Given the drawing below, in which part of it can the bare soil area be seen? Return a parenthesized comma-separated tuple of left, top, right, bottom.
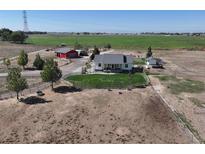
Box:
(149, 50, 205, 142)
(0, 84, 192, 143)
(0, 41, 49, 59)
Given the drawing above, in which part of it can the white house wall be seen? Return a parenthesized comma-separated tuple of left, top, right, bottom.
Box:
(122, 63, 133, 70)
(95, 62, 103, 70)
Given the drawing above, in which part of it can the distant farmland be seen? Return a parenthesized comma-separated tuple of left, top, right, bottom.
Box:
(26, 34, 205, 50)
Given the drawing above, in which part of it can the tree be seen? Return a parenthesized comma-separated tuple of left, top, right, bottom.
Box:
(17, 50, 28, 70)
(90, 53, 95, 60)
(104, 43, 111, 49)
(146, 46, 153, 58)
(10, 31, 27, 44)
(33, 54, 45, 70)
(93, 45, 100, 55)
(90, 46, 100, 60)
(6, 68, 28, 100)
(0, 28, 12, 41)
(40, 59, 62, 91)
(74, 41, 83, 50)
(3, 58, 11, 69)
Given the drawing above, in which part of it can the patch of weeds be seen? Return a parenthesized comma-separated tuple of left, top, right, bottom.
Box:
(134, 58, 146, 65)
(176, 112, 204, 143)
(189, 97, 205, 108)
(176, 96, 184, 102)
(169, 80, 205, 94)
(156, 75, 178, 82)
(145, 71, 161, 76)
(156, 75, 205, 94)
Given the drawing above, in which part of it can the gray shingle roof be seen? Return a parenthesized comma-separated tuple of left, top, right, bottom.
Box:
(94, 54, 133, 64)
(55, 47, 72, 53)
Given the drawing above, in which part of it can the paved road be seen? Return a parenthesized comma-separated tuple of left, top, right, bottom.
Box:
(0, 57, 88, 78)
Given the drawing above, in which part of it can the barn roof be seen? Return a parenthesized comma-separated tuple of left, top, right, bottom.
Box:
(55, 47, 74, 53)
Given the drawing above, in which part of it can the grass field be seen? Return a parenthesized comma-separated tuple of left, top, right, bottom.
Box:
(66, 73, 148, 89)
(26, 34, 205, 50)
(156, 75, 205, 94)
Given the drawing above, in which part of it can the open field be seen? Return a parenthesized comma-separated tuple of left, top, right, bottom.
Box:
(66, 73, 148, 89)
(149, 50, 205, 142)
(0, 41, 49, 59)
(0, 83, 192, 143)
(26, 34, 205, 50)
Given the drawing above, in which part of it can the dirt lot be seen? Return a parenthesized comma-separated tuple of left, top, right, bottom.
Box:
(0, 41, 49, 59)
(0, 84, 192, 143)
(148, 50, 205, 143)
(153, 50, 205, 81)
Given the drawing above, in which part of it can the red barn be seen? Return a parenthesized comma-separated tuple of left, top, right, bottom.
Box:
(55, 48, 79, 59)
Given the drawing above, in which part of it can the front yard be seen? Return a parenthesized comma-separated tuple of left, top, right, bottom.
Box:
(66, 73, 149, 89)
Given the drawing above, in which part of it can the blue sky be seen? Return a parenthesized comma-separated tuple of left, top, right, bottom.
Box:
(0, 10, 204, 33)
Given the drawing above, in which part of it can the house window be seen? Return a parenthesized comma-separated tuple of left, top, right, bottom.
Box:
(98, 63, 101, 67)
(125, 64, 128, 68)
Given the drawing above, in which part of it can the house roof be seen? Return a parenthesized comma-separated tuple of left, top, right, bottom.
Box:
(147, 57, 163, 62)
(94, 54, 133, 64)
(55, 47, 74, 53)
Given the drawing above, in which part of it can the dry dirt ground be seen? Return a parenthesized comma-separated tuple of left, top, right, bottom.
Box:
(0, 84, 192, 144)
(148, 50, 205, 143)
(0, 41, 49, 59)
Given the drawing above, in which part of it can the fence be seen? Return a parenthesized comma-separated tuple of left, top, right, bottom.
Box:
(0, 71, 81, 101)
(148, 75, 200, 144)
(0, 82, 51, 101)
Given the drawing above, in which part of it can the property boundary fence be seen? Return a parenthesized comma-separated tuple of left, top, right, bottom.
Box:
(0, 71, 81, 101)
(0, 82, 51, 101)
(148, 75, 200, 144)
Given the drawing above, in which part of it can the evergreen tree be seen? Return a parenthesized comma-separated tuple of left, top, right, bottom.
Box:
(40, 59, 62, 91)
(33, 54, 45, 70)
(6, 68, 28, 100)
(17, 50, 28, 69)
(146, 46, 153, 58)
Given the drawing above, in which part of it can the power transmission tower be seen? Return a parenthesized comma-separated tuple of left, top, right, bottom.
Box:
(23, 10, 29, 32)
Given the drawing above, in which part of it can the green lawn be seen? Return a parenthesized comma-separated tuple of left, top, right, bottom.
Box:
(26, 34, 205, 50)
(66, 73, 149, 89)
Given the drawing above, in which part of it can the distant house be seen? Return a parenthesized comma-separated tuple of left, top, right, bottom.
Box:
(146, 57, 164, 68)
(76, 49, 88, 56)
(55, 48, 79, 59)
(94, 54, 134, 72)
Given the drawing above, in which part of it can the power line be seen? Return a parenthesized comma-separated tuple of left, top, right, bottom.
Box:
(23, 10, 29, 32)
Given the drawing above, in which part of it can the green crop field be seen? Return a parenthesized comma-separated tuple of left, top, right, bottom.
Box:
(26, 34, 205, 50)
(66, 73, 149, 89)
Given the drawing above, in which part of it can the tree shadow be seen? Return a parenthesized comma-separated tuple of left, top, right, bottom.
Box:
(25, 67, 36, 71)
(54, 86, 82, 94)
(22, 96, 52, 105)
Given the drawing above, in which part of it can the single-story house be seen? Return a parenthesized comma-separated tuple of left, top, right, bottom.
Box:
(94, 54, 134, 72)
(55, 48, 79, 59)
(146, 57, 164, 68)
